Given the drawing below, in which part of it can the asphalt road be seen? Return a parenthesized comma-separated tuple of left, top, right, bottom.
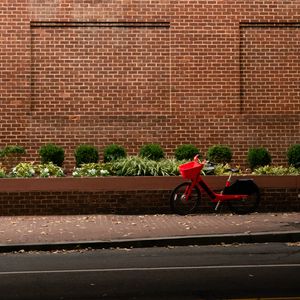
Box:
(0, 242, 300, 299)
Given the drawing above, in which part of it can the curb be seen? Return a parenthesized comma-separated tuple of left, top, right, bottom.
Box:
(0, 231, 300, 253)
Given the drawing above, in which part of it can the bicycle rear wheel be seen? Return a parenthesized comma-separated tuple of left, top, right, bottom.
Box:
(170, 182, 200, 215)
(226, 180, 260, 215)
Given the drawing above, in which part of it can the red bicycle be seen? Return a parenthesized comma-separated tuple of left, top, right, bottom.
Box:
(170, 155, 260, 215)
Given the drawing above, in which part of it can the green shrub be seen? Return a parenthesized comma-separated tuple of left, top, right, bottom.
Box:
(74, 144, 99, 167)
(103, 144, 126, 162)
(0, 145, 26, 169)
(2, 145, 26, 156)
(174, 144, 200, 161)
(207, 145, 232, 164)
(39, 143, 65, 167)
(111, 156, 180, 176)
(72, 163, 110, 177)
(287, 144, 300, 167)
(139, 144, 165, 161)
(247, 147, 271, 170)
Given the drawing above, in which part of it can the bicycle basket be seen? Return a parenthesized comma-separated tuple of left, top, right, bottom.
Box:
(179, 161, 204, 180)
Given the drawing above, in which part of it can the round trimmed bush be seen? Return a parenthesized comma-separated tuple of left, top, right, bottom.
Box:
(247, 147, 271, 170)
(174, 144, 200, 161)
(3, 145, 26, 156)
(207, 145, 232, 164)
(139, 143, 165, 161)
(75, 144, 99, 167)
(103, 144, 126, 162)
(287, 144, 300, 167)
(39, 143, 65, 167)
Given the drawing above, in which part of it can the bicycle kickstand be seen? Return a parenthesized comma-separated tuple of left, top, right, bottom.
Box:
(215, 201, 221, 211)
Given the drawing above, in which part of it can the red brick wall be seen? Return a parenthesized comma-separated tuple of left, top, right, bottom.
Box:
(0, 1, 299, 169)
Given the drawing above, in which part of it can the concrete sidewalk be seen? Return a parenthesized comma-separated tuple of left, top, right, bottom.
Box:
(0, 212, 300, 252)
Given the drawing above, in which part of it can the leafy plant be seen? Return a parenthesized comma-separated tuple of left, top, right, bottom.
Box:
(253, 165, 300, 175)
(174, 144, 200, 161)
(10, 162, 35, 178)
(72, 163, 110, 177)
(74, 144, 99, 167)
(111, 156, 181, 176)
(0, 166, 6, 178)
(103, 144, 126, 163)
(207, 145, 232, 164)
(112, 156, 154, 176)
(156, 159, 181, 176)
(287, 144, 300, 167)
(39, 143, 65, 167)
(247, 147, 271, 170)
(139, 144, 165, 161)
(36, 162, 64, 177)
(202, 163, 241, 176)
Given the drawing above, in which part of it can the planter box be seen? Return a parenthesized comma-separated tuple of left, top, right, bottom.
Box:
(0, 176, 299, 215)
(0, 175, 299, 192)
(0, 176, 185, 192)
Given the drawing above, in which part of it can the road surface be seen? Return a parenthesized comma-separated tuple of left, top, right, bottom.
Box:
(0, 242, 299, 299)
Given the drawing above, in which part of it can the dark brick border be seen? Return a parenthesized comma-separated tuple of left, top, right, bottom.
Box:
(0, 176, 298, 215)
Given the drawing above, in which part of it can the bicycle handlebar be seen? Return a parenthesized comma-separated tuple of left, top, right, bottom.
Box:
(193, 155, 206, 165)
(193, 155, 199, 161)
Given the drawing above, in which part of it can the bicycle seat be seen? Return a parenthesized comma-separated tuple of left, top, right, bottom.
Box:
(224, 168, 239, 173)
(230, 168, 240, 173)
(204, 166, 215, 172)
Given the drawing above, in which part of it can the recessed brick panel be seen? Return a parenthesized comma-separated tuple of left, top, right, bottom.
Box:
(240, 24, 300, 114)
(31, 23, 170, 116)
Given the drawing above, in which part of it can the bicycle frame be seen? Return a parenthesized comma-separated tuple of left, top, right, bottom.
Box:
(183, 169, 249, 212)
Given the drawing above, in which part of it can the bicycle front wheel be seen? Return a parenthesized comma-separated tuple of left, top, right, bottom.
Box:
(170, 182, 200, 215)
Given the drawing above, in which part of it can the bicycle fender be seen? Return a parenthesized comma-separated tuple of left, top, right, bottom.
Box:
(223, 179, 259, 195)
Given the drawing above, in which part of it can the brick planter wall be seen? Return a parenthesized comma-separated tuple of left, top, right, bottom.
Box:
(0, 1, 299, 169)
(0, 176, 298, 215)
